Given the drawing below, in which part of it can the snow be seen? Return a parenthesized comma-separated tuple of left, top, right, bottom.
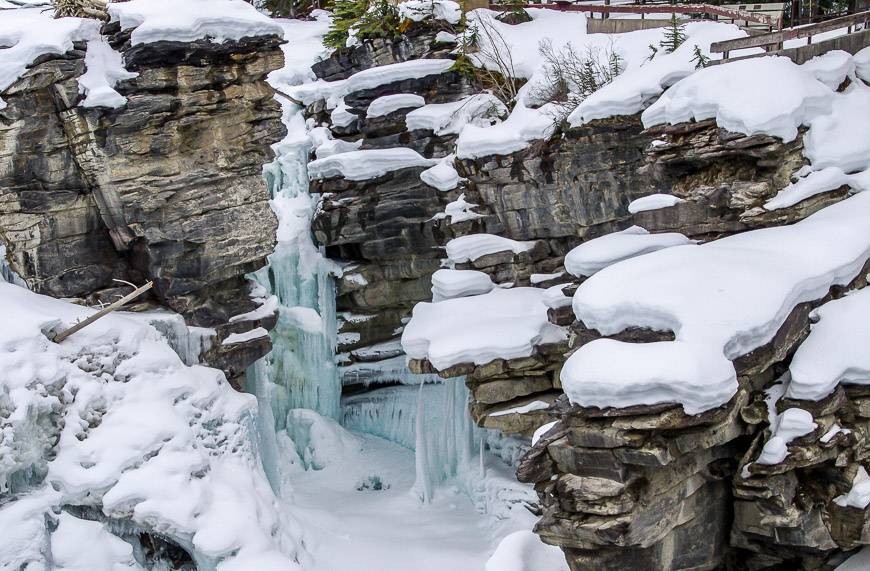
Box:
(785, 288, 870, 401)
(756, 408, 817, 465)
(431, 269, 495, 302)
(803, 82, 870, 174)
(52, 512, 142, 570)
(641, 56, 833, 143)
(530, 272, 565, 284)
(445, 234, 537, 264)
(541, 283, 572, 310)
(456, 96, 556, 159)
(561, 191, 870, 414)
(837, 547, 870, 571)
(0, 8, 99, 110)
(308, 148, 437, 181)
(398, 0, 462, 24)
(284, 409, 362, 470)
(628, 193, 685, 213)
(222, 326, 270, 345)
(291, 59, 455, 107)
(267, 11, 332, 88)
(835, 466, 870, 509)
(569, 22, 748, 126)
(856, 46, 870, 83)
(107, 0, 284, 46)
(406, 93, 507, 136)
(366, 93, 425, 118)
(0, 282, 301, 569)
(229, 294, 279, 323)
(330, 100, 358, 128)
(564, 226, 692, 277)
(800, 49, 854, 90)
(490, 400, 550, 417)
(432, 193, 484, 224)
(402, 287, 567, 370)
(486, 530, 570, 571)
(764, 82, 870, 210)
(820, 424, 851, 444)
(420, 156, 461, 191)
(435, 31, 459, 44)
(531, 421, 559, 446)
(78, 36, 138, 108)
(764, 166, 855, 210)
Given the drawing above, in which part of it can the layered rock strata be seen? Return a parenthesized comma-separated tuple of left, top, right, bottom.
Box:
(0, 24, 284, 384)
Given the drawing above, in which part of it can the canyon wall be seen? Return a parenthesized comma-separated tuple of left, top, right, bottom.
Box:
(307, 22, 870, 571)
(0, 25, 285, 385)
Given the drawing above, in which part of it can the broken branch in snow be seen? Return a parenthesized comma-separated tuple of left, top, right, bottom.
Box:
(52, 281, 154, 343)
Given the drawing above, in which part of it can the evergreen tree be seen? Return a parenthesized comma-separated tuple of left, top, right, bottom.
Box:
(660, 13, 687, 54)
(323, 0, 368, 49)
(691, 44, 711, 69)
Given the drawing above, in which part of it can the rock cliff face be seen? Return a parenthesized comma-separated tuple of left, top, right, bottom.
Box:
(307, 22, 870, 571)
(0, 25, 284, 385)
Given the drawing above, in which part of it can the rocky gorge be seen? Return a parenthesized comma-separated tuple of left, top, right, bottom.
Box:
(2, 1, 870, 570)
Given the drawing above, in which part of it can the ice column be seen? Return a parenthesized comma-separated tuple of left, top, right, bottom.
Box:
(248, 106, 342, 433)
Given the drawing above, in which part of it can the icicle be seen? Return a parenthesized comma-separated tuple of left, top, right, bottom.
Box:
(413, 381, 433, 504)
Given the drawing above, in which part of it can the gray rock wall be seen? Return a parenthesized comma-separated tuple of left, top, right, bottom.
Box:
(0, 27, 284, 385)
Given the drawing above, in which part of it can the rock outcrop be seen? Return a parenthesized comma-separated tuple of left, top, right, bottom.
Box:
(0, 24, 285, 385)
(308, 21, 870, 569)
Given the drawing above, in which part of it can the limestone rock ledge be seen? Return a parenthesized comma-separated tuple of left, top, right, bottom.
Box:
(0, 26, 284, 385)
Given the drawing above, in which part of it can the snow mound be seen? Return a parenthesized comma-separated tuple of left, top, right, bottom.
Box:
(407, 93, 507, 136)
(431, 194, 484, 224)
(456, 97, 555, 159)
(804, 82, 870, 174)
(642, 56, 834, 143)
(78, 36, 138, 108)
(398, 0, 461, 24)
(367, 93, 425, 117)
(562, 191, 870, 414)
(856, 46, 870, 83)
(0, 8, 99, 110)
(402, 287, 567, 370)
(308, 148, 437, 181)
(431, 269, 495, 302)
(836, 466, 870, 509)
(0, 283, 301, 569)
(52, 512, 142, 570)
(284, 409, 363, 470)
(756, 407, 816, 465)
(801, 50, 854, 90)
(291, 59, 455, 107)
(486, 530, 569, 571)
(569, 22, 747, 126)
(420, 157, 461, 191)
(445, 234, 537, 264)
(564, 226, 692, 277)
(786, 288, 870, 401)
(108, 0, 284, 45)
(628, 193, 685, 213)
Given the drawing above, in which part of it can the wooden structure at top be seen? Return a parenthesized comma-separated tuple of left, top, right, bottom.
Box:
(488, 2, 784, 29)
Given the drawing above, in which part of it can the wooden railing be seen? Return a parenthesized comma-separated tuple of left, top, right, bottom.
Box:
(710, 9, 870, 57)
(489, 2, 783, 30)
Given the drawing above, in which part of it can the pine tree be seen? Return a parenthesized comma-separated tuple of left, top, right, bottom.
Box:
(691, 44, 711, 69)
(323, 0, 368, 49)
(660, 13, 687, 54)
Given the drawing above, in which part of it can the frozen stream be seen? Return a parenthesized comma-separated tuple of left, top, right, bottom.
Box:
(291, 432, 493, 571)
(242, 15, 563, 571)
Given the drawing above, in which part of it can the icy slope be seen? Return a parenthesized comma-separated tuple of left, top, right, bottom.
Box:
(0, 283, 302, 570)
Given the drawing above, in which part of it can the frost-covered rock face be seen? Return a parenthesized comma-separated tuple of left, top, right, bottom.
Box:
(0, 7, 285, 384)
(0, 283, 302, 570)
